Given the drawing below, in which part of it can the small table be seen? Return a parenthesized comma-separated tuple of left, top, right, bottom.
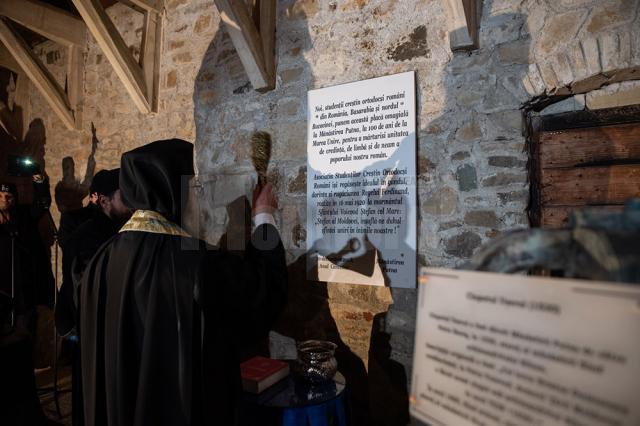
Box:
(242, 370, 348, 426)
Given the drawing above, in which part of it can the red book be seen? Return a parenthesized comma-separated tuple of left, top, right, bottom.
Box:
(240, 356, 290, 394)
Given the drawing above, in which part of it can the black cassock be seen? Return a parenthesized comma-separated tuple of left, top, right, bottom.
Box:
(80, 139, 287, 426)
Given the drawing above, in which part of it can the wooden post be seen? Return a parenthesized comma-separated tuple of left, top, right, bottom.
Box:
(0, 19, 75, 129)
(71, 0, 151, 113)
(445, 0, 481, 51)
(214, 0, 273, 91)
(0, 0, 86, 47)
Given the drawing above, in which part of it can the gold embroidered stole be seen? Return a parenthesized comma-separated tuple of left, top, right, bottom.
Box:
(119, 210, 190, 237)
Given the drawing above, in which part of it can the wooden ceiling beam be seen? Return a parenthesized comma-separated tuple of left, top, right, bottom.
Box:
(0, 43, 20, 73)
(214, 0, 275, 91)
(0, 19, 76, 129)
(0, 0, 86, 47)
(70, 0, 151, 113)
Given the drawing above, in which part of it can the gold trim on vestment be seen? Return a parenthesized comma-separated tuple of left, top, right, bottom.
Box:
(119, 210, 190, 237)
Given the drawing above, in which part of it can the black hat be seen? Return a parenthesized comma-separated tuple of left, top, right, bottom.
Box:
(90, 169, 120, 196)
(0, 182, 17, 196)
(120, 139, 194, 224)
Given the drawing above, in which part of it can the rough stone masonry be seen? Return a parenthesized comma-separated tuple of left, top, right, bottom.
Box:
(24, 0, 640, 423)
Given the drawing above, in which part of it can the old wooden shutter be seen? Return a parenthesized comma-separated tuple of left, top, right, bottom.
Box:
(530, 105, 640, 228)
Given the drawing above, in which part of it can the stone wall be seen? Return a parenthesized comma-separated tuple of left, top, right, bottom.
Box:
(24, 0, 640, 424)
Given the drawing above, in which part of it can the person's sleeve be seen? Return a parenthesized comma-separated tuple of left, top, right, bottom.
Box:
(252, 212, 276, 228)
(56, 233, 79, 336)
(201, 223, 287, 339)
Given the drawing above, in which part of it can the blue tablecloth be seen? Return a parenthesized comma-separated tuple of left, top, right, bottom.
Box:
(281, 391, 347, 426)
(245, 370, 349, 426)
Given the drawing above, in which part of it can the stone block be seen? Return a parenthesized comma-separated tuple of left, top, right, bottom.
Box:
(423, 187, 457, 216)
(498, 189, 529, 204)
(551, 53, 574, 87)
(194, 14, 212, 34)
(580, 37, 601, 77)
(418, 157, 435, 182)
(481, 172, 527, 187)
(488, 156, 526, 168)
(537, 61, 559, 91)
(464, 210, 498, 228)
(497, 38, 532, 65)
(619, 31, 632, 68)
(537, 10, 587, 55)
(451, 151, 470, 161)
(169, 40, 185, 50)
(444, 231, 481, 258)
(286, 0, 319, 21)
(488, 110, 522, 133)
(527, 63, 546, 95)
(599, 32, 620, 73)
(455, 164, 477, 192)
(279, 67, 304, 84)
(521, 75, 537, 97)
(278, 99, 300, 116)
(457, 119, 482, 141)
(173, 51, 193, 63)
(567, 43, 589, 81)
(586, 81, 640, 110)
(166, 70, 177, 88)
(456, 87, 485, 107)
(287, 166, 306, 193)
(539, 95, 586, 116)
(585, 3, 633, 34)
(633, 26, 640, 64)
(438, 220, 461, 231)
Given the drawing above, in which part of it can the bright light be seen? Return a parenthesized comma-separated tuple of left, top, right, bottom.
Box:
(23, 158, 33, 165)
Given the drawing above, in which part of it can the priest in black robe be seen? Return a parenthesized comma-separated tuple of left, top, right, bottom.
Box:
(79, 139, 287, 426)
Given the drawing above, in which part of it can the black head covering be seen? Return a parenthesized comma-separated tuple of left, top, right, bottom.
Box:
(120, 139, 194, 223)
(90, 169, 120, 196)
(0, 182, 17, 196)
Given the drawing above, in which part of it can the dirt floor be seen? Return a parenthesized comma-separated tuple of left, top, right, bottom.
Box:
(36, 365, 72, 425)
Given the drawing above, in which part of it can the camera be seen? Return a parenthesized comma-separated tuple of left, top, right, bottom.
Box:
(8, 155, 40, 177)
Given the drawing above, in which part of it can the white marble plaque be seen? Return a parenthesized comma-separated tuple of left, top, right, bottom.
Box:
(306, 72, 416, 288)
(411, 268, 640, 426)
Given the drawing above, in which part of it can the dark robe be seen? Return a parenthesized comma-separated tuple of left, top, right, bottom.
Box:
(80, 139, 287, 426)
(55, 210, 118, 336)
(56, 210, 120, 426)
(0, 194, 54, 321)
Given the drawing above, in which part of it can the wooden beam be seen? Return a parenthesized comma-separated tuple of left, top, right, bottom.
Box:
(445, 0, 481, 51)
(139, 10, 162, 112)
(214, 0, 273, 91)
(540, 123, 640, 169)
(259, 0, 276, 89)
(541, 205, 624, 228)
(0, 19, 75, 129)
(71, 0, 150, 113)
(0, 42, 20, 72)
(0, 0, 86, 47)
(541, 164, 640, 206)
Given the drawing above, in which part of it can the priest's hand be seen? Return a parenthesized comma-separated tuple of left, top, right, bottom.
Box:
(252, 182, 278, 217)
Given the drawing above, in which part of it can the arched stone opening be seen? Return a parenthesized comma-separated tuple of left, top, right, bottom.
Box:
(523, 29, 640, 228)
(522, 30, 640, 110)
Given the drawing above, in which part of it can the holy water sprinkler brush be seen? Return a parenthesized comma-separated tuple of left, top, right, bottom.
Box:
(250, 131, 272, 187)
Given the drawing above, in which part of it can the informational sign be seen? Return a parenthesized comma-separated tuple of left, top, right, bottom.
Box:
(411, 268, 640, 426)
(306, 72, 416, 288)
